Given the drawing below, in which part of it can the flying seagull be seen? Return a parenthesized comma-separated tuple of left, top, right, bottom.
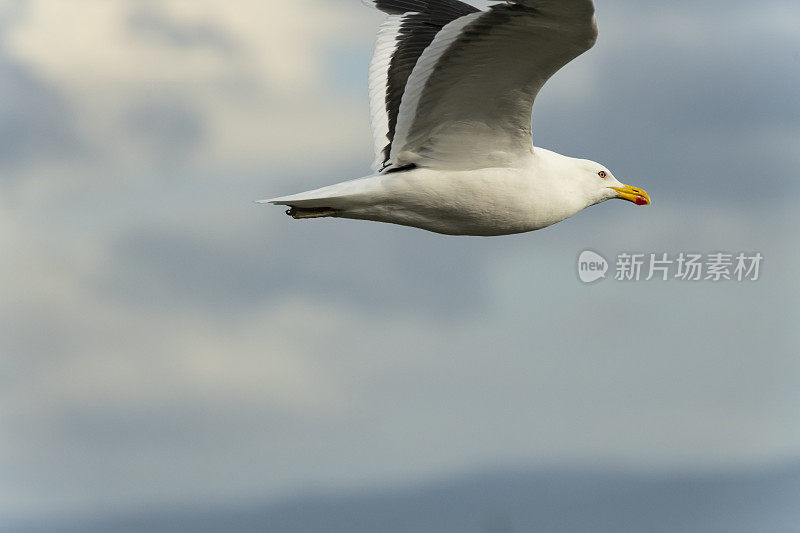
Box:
(261, 0, 650, 236)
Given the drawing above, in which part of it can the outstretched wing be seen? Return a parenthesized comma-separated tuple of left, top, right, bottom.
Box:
(366, 0, 480, 172)
(388, 0, 598, 171)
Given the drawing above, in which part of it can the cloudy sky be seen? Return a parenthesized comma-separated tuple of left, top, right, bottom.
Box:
(1, 0, 799, 523)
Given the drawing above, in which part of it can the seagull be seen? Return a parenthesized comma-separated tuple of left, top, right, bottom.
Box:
(261, 0, 650, 236)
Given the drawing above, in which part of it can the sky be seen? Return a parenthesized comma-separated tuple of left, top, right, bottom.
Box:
(1, 0, 799, 523)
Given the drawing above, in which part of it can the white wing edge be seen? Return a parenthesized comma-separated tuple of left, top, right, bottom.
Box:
(389, 11, 485, 166)
(368, 15, 404, 172)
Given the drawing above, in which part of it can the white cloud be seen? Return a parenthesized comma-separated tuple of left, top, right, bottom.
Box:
(3, 0, 379, 169)
(6, 0, 370, 91)
(2, 249, 349, 419)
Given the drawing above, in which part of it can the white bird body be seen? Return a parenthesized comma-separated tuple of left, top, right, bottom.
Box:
(269, 148, 611, 236)
(263, 0, 650, 236)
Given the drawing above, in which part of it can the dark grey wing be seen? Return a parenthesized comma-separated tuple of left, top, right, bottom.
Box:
(367, 0, 480, 172)
(390, 0, 598, 170)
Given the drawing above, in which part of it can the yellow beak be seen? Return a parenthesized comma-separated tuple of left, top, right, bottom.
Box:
(610, 184, 651, 206)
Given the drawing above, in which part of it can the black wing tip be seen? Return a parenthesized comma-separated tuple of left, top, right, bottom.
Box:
(373, 0, 479, 171)
(371, 0, 479, 16)
(383, 163, 418, 174)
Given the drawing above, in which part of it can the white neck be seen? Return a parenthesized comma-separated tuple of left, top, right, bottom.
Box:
(526, 147, 597, 223)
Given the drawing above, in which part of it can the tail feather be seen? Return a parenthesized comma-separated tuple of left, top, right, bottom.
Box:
(285, 206, 339, 219)
(258, 174, 382, 209)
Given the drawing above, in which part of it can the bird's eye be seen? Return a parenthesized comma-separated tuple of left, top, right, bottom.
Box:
(598, 171, 607, 178)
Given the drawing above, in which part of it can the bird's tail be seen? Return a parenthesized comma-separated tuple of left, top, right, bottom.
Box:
(258, 175, 382, 218)
(284, 206, 340, 219)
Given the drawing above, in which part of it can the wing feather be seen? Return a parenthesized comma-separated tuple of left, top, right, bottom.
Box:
(365, 0, 479, 172)
(390, 0, 598, 170)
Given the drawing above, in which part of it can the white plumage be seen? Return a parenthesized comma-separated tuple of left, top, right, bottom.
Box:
(262, 0, 650, 236)
(368, 14, 403, 172)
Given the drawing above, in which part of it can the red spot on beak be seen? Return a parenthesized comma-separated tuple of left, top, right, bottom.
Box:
(635, 196, 648, 206)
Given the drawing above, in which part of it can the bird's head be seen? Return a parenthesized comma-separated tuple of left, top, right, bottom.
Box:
(582, 162, 650, 207)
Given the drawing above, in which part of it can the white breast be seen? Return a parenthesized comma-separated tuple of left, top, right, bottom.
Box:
(339, 155, 588, 236)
